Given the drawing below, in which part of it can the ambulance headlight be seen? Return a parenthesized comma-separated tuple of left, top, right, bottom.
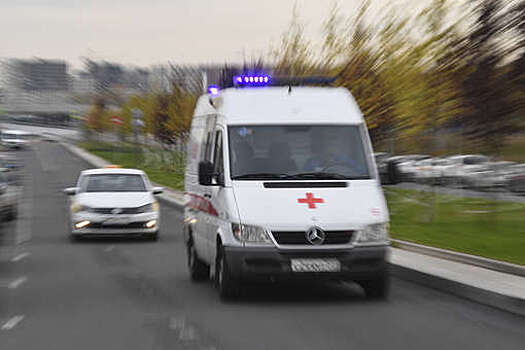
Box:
(232, 223, 272, 244)
(356, 223, 390, 244)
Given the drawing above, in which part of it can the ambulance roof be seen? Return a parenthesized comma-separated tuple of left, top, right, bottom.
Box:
(194, 87, 364, 125)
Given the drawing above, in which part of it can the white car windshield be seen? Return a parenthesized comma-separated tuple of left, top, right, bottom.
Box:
(228, 125, 371, 180)
(80, 174, 147, 192)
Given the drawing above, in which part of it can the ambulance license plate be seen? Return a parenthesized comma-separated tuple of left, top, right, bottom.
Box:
(291, 259, 341, 272)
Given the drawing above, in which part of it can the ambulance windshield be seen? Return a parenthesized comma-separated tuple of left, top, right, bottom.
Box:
(229, 125, 372, 180)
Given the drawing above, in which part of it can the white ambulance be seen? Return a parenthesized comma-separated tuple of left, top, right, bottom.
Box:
(183, 76, 390, 299)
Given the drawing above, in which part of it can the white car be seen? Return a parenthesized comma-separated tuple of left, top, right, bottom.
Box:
(64, 168, 163, 240)
(412, 158, 453, 185)
(1, 130, 31, 149)
(441, 155, 490, 187)
(463, 161, 516, 190)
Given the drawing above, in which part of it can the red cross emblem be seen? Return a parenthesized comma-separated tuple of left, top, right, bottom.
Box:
(297, 192, 324, 209)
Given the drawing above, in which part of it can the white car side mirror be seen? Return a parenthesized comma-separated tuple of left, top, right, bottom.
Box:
(63, 187, 79, 196)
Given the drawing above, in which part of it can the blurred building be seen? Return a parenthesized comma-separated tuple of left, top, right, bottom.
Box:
(85, 60, 124, 93)
(4, 58, 69, 91)
(71, 70, 96, 95)
(82, 60, 151, 96)
(0, 58, 89, 120)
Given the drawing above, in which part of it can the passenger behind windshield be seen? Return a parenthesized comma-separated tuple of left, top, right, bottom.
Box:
(229, 125, 371, 180)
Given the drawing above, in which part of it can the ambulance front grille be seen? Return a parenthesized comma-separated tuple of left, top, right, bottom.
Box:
(271, 230, 354, 245)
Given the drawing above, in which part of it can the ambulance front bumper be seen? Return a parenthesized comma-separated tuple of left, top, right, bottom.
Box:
(223, 245, 389, 282)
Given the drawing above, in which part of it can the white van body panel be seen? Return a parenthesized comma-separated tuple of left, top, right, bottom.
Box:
(231, 181, 388, 231)
(194, 87, 364, 125)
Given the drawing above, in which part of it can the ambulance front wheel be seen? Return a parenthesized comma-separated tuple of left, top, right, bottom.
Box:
(216, 244, 240, 300)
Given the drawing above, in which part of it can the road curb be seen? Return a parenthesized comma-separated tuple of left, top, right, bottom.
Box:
(390, 263, 525, 318)
(392, 239, 525, 278)
(156, 191, 186, 210)
(59, 141, 187, 210)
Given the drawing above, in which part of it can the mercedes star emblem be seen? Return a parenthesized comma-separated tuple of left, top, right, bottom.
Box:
(305, 226, 326, 245)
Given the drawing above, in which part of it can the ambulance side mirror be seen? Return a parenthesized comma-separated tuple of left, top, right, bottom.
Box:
(198, 161, 214, 186)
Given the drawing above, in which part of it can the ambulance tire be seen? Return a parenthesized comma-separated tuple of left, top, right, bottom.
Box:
(187, 237, 210, 281)
(216, 244, 240, 300)
(360, 272, 390, 299)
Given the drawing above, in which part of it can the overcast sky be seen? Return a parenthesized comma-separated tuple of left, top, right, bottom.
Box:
(0, 0, 452, 69)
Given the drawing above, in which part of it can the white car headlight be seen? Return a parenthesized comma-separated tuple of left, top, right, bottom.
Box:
(71, 203, 91, 213)
(356, 223, 390, 244)
(136, 202, 158, 213)
(232, 223, 272, 244)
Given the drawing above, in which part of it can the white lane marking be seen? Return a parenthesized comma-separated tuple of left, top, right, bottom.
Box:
(8, 276, 27, 289)
(11, 252, 30, 262)
(1, 315, 25, 330)
(104, 245, 115, 252)
(169, 317, 197, 341)
(15, 182, 33, 245)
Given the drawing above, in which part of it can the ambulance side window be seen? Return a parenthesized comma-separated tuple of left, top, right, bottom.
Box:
(187, 116, 205, 174)
(201, 115, 217, 163)
(203, 132, 213, 162)
(213, 130, 224, 175)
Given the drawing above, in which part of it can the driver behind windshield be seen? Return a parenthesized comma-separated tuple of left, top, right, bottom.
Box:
(228, 125, 370, 179)
(303, 132, 365, 174)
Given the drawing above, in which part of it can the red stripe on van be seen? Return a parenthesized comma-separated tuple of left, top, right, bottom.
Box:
(185, 193, 219, 217)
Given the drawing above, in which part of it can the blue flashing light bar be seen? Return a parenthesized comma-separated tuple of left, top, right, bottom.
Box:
(233, 74, 271, 87)
(208, 84, 220, 96)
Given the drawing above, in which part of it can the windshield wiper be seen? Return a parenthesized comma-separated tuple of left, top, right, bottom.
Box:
(232, 173, 292, 180)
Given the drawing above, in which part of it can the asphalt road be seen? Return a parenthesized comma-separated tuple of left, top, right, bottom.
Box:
(1, 142, 525, 350)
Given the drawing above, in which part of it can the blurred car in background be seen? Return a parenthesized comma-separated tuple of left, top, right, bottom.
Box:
(505, 164, 525, 194)
(412, 158, 452, 185)
(374, 151, 524, 195)
(462, 161, 516, 191)
(64, 168, 163, 240)
(441, 154, 490, 187)
(0, 170, 18, 221)
(1, 129, 32, 149)
(0, 153, 23, 185)
(389, 154, 431, 183)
